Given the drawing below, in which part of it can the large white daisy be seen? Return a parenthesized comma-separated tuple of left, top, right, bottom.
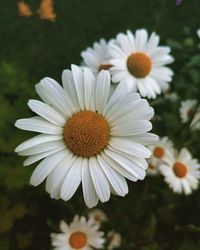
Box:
(108, 29, 174, 99)
(147, 136, 173, 175)
(160, 148, 200, 195)
(15, 65, 157, 208)
(51, 215, 104, 250)
(81, 39, 113, 75)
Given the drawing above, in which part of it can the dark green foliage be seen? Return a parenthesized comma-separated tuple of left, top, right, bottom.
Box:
(0, 0, 200, 249)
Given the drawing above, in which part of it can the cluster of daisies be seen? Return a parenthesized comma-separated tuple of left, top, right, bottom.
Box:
(51, 209, 121, 250)
(148, 137, 200, 194)
(14, 28, 200, 249)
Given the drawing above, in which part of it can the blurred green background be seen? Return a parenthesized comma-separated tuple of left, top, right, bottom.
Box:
(0, 0, 200, 249)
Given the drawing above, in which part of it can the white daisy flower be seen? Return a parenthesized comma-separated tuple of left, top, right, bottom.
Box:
(160, 148, 200, 195)
(51, 215, 104, 250)
(108, 29, 174, 99)
(107, 230, 121, 250)
(88, 209, 107, 224)
(81, 39, 113, 75)
(179, 99, 197, 123)
(197, 29, 200, 39)
(147, 137, 173, 175)
(15, 65, 158, 208)
(190, 106, 200, 131)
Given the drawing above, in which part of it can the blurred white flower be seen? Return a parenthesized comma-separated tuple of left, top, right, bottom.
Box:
(88, 209, 107, 224)
(147, 137, 173, 175)
(51, 215, 105, 250)
(160, 148, 200, 195)
(107, 230, 122, 250)
(179, 99, 197, 123)
(81, 39, 113, 75)
(108, 29, 174, 99)
(190, 106, 200, 131)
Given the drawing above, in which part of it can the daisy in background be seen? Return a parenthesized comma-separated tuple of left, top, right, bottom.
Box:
(88, 209, 107, 225)
(15, 65, 158, 208)
(190, 106, 200, 131)
(107, 231, 121, 250)
(108, 29, 174, 99)
(160, 148, 200, 195)
(51, 215, 104, 250)
(147, 137, 173, 175)
(81, 39, 113, 75)
(179, 99, 197, 123)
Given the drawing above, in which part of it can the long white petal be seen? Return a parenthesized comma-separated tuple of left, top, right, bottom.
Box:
(18, 140, 65, 156)
(60, 157, 82, 201)
(82, 158, 99, 208)
(28, 100, 66, 126)
(97, 154, 128, 196)
(95, 70, 110, 113)
(15, 117, 63, 134)
(89, 156, 110, 202)
(30, 149, 67, 186)
(15, 134, 63, 152)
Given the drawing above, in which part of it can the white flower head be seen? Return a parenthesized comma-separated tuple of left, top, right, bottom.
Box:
(107, 230, 121, 250)
(179, 99, 197, 123)
(81, 38, 113, 75)
(190, 106, 200, 131)
(108, 29, 174, 99)
(147, 137, 173, 175)
(197, 29, 200, 38)
(15, 65, 158, 208)
(51, 215, 104, 250)
(160, 148, 200, 195)
(88, 209, 107, 224)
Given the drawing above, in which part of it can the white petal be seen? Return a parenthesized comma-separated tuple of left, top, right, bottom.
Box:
(83, 68, 95, 110)
(105, 148, 146, 180)
(71, 65, 85, 110)
(15, 117, 63, 134)
(102, 150, 137, 181)
(89, 156, 110, 202)
(35, 78, 74, 117)
(135, 29, 148, 51)
(111, 120, 152, 136)
(28, 100, 66, 126)
(46, 152, 75, 198)
(30, 149, 67, 186)
(18, 140, 65, 156)
(23, 147, 65, 166)
(60, 157, 82, 201)
(15, 134, 63, 152)
(82, 158, 99, 208)
(97, 154, 128, 196)
(103, 81, 130, 115)
(109, 137, 151, 158)
(104, 93, 141, 120)
(95, 70, 110, 113)
(131, 133, 158, 146)
(62, 69, 80, 111)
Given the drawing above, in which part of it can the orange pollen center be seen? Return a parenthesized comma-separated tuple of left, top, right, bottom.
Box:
(127, 52, 152, 78)
(153, 147, 165, 158)
(173, 162, 187, 178)
(69, 232, 87, 249)
(64, 111, 110, 157)
(99, 64, 112, 71)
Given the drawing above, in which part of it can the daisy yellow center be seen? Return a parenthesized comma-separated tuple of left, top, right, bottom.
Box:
(187, 108, 195, 118)
(127, 52, 152, 78)
(173, 162, 187, 178)
(99, 64, 112, 71)
(153, 147, 165, 158)
(64, 111, 110, 157)
(69, 232, 87, 249)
